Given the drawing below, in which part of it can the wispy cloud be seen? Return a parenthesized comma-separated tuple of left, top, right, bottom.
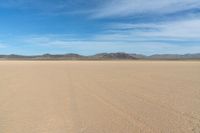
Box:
(0, 0, 199, 55)
(91, 0, 200, 18)
(1, 0, 199, 19)
(106, 18, 200, 39)
(5, 29, 200, 55)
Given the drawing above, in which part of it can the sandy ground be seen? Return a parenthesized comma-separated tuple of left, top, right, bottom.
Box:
(0, 61, 200, 133)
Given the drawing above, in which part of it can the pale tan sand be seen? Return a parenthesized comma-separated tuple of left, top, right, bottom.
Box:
(0, 61, 200, 133)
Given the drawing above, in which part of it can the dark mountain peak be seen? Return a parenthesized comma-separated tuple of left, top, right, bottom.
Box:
(93, 52, 136, 59)
(64, 53, 82, 57)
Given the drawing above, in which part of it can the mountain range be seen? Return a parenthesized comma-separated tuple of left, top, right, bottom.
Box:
(0, 53, 200, 60)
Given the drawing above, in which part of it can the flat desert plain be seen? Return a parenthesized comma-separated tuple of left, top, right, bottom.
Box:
(0, 61, 200, 133)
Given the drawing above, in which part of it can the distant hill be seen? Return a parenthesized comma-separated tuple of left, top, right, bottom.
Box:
(0, 53, 200, 60)
(92, 53, 137, 60)
(148, 53, 200, 60)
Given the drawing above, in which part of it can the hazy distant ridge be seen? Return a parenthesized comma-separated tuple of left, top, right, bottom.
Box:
(0, 53, 200, 60)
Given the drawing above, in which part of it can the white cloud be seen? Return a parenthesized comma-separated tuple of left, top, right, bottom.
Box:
(14, 30, 200, 55)
(148, 19, 200, 38)
(104, 18, 200, 40)
(1, 0, 199, 18)
(91, 0, 200, 18)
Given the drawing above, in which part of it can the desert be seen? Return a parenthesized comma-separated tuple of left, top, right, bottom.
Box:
(0, 61, 200, 133)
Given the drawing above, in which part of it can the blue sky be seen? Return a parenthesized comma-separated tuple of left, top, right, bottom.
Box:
(0, 0, 200, 55)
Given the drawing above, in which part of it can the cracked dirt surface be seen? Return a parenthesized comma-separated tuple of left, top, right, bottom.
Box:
(0, 61, 200, 133)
